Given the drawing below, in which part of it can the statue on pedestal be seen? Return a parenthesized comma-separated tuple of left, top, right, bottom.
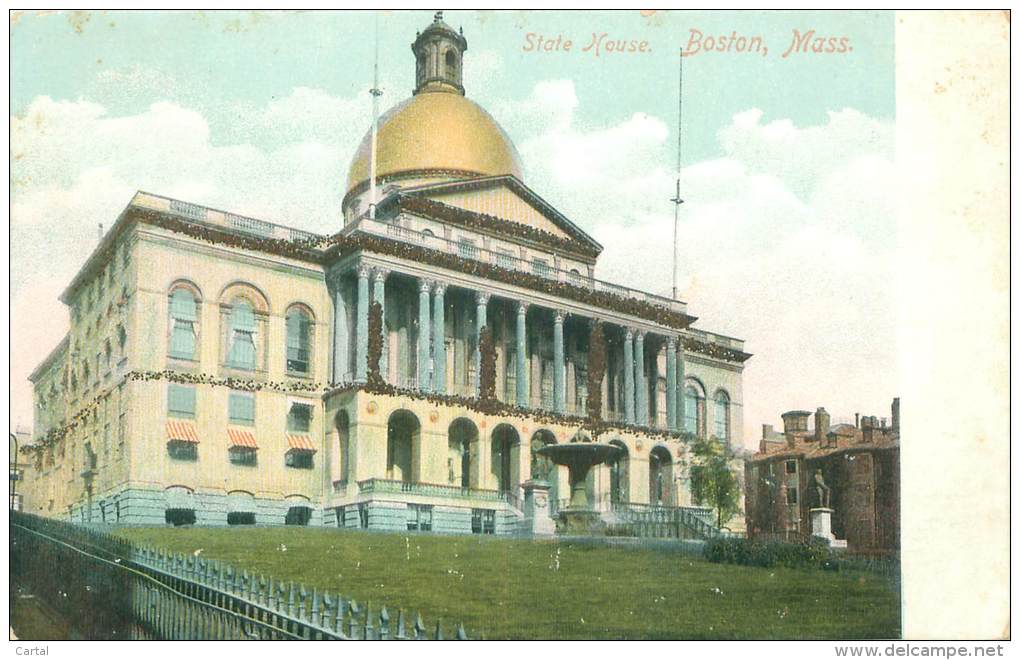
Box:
(813, 469, 831, 508)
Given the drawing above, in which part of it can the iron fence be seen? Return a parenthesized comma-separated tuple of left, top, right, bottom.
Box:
(11, 511, 470, 640)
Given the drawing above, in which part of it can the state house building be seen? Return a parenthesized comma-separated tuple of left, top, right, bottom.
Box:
(22, 15, 751, 533)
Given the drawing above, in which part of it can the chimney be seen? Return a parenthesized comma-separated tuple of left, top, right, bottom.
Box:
(854, 412, 860, 428)
(781, 411, 810, 448)
(762, 423, 773, 439)
(891, 397, 900, 432)
(813, 407, 830, 443)
(861, 416, 875, 444)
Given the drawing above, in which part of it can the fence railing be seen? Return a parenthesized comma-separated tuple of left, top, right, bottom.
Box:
(606, 503, 722, 540)
(357, 478, 521, 509)
(10, 511, 471, 640)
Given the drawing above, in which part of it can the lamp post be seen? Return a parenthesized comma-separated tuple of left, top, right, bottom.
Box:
(9, 432, 19, 511)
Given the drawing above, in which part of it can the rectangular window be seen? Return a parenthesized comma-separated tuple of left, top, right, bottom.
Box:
(167, 384, 196, 419)
(285, 450, 314, 470)
(167, 440, 197, 462)
(785, 460, 797, 474)
(287, 402, 313, 433)
(165, 508, 196, 526)
(229, 391, 255, 425)
(786, 486, 798, 505)
(227, 511, 256, 526)
(357, 503, 368, 529)
(406, 504, 433, 532)
(285, 506, 312, 526)
(472, 508, 496, 534)
(229, 446, 257, 466)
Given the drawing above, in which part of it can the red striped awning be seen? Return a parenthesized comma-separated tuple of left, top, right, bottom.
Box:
(166, 420, 199, 444)
(227, 427, 258, 449)
(286, 434, 316, 453)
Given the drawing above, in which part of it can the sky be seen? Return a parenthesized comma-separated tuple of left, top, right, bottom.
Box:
(9, 9, 897, 448)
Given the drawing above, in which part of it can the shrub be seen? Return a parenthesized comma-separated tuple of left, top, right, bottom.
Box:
(704, 536, 835, 570)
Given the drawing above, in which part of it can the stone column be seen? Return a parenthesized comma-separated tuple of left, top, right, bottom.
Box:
(635, 331, 647, 426)
(432, 282, 446, 394)
(515, 302, 529, 407)
(623, 329, 635, 424)
(372, 268, 388, 382)
(553, 310, 566, 413)
(676, 337, 687, 432)
(331, 277, 348, 383)
(355, 265, 369, 382)
(474, 292, 489, 395)
(417, 279, 431, 391)
(666, 337, 678, 431)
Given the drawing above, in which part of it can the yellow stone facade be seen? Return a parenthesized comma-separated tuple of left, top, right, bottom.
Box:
(21, 14, 750, 535)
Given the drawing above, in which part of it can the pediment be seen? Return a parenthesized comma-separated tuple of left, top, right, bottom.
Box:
(401, 176, 602, 256)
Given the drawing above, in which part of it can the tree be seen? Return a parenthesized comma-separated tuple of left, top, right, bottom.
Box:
(689, 436, 742, 529)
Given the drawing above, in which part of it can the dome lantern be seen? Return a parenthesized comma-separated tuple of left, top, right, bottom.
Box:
(344, 12, 523, 213)
(411, 11, 468, 96)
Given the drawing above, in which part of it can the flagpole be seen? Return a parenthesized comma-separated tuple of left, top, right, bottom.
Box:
(369, 11, 382, 219)
(671, 51, 684, 300)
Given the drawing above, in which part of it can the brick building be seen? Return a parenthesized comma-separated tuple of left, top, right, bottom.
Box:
(744, 399, 899, 553)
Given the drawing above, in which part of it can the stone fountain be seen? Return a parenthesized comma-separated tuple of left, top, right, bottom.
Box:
(536, 434, 623, 535)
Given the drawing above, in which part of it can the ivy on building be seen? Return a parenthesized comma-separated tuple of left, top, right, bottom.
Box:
(585, 319, 607, 421)
(477, 325, 497, 402)
(24, 366, 695, 460)
(366, 302, 384, 388)
(122, 208, 721, 335)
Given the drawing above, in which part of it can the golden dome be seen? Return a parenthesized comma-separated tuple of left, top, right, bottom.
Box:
(345, 89, 524, 197)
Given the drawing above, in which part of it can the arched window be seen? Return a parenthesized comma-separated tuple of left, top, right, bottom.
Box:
(684, 385, 702, 436)
(417, 52, 427, 80)
(169, 287, 198, 360)
(714, 390, 730, 442)
(445, 49, 458, 79)
(286, 307, 313, 374)
(227, 298, 257, 370)
(649, 446, 675, 506)
(608, 440, 629, 504)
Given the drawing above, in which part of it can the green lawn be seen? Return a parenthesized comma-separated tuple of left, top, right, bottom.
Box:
(113, 527, 900, 640)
